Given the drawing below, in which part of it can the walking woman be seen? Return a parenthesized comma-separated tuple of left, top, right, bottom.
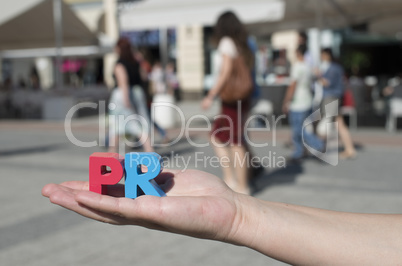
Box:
(202, 11, 254, 195)
(108, 38, 153, 153)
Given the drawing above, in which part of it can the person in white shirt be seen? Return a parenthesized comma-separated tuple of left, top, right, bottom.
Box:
(282, 46, 324, 161)
(201, 11, 254, 195)
(149, 62, 166, 95)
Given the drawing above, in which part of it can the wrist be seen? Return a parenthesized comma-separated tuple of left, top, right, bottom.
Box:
(226, 194, 268, 247)
(207, 94, 215, 101)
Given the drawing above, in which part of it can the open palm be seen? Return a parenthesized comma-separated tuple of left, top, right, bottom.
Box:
(42, 169, 243, 242)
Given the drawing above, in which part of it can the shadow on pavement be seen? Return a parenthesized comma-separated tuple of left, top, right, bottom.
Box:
(252, 163, 304, 195)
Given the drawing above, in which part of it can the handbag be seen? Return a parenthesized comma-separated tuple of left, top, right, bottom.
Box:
(220, 55, 253, 104)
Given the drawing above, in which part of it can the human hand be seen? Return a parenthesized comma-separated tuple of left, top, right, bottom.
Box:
(42, 170, 247, 243)
(201, 97, 213, 110)
(320, 78, 329, 87)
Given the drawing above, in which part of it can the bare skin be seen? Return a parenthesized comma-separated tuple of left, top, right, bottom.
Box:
(201, 54, 233, 110)
(42, 169, 402, 265)
(337, 115, 357, 159)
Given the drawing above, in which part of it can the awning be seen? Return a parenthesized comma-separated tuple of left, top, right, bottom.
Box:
(248, 0, 402, 36)
(369, 15, 402, 37)
(119, 0, 285, 31)
(0, 0, 98, 50)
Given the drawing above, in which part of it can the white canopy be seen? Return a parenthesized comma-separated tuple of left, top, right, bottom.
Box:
(0, 0, 97, 50)
(248, 0, 402, 36)
(120, 0, 285, 31)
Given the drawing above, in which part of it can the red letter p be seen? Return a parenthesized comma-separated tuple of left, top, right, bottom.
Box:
(89, 152, 124, 195)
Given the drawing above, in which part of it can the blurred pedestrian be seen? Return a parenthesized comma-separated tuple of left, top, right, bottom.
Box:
(315, 48, 344, 136)
(148, 61, 174, 143)
(1, 77, 13, 117)
(383, 72, 402, 99)
(383, 72, 402, 132)
(149, 61, 166, 95)
(337, 76, 357, 159)
(166, 61, 181, 101)
(30, 67, 41, 90)
(282, 46, 324, 161)
(317, 48, 344, 113)
(247, 35, 265, 178)
(297, 31, 314, 68)
(316, 48, 358, 159)
(202, 11, 254, 195)
(135, 51, 169, 145)
(283, 31, 312, 150)
(108, 37, 154, 153)
(273, 49, 290, 77)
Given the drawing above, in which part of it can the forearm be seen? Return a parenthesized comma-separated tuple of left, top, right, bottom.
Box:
(230, 195, 402, 265)
(207, 55, 233, 99)
(207, 72, 230, 99)
(207, 84, 221, 100)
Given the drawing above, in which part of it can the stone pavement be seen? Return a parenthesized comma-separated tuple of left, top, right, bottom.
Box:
(1, 106, 402, 266)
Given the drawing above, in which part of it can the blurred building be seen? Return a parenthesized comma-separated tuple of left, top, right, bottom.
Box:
(118, 0, 285, 98)
(65, 0, 104, 33)
(1, 0, 402, 123)
(117, 0, 402, 100)
(0, 0, 114, 119)
(0, 0, 116, 90)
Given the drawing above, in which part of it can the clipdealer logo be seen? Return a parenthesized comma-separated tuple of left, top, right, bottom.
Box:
(64, 100, 339, 167)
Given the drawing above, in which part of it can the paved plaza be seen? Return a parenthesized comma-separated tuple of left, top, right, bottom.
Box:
(1, 103, 402, 266)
